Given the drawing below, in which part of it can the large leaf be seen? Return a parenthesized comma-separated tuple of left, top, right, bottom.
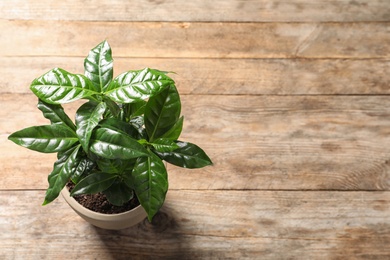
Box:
(84, 40, 113, 92)
(104, 68, 175, 103)
(70, 172, 117, 196)
(8, 124, 78, 153)
(156, 141, 212, 169)
(103, 181, 134, 206)
(30, 68, 98, 104)
(89, 127, 149, 159)
(37, 99, 76, 131)
(75, 101, 107, 153)
(132, 151, 168, 221)
(144, 85, 181, 142)
(43, 145, 82, 205)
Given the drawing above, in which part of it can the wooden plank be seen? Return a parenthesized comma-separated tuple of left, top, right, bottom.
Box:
(1, 20, 389, 59)
(1, 0, 389, 22)
(2, 94, 390, 190)
(1, 57, 390, 95)
(0, 190, 388, 259)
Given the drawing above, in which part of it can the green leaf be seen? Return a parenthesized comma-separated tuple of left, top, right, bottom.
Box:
(90, 127, 149, 159)
(96, 158, 136, 174)
(104, 68, 175, 103)
(122, 100, 147, 120)
(99, 118, 139, 138)
(103, 96, 120, 118)
(43, 145, 81, 205)
(156, 141, 212, 169)
(30, 68, 98, 104)
(160, 116, 184, 140)
(144, 85, 181, 142)
(75, 101, 107, 153)
(70, 156, 96, 184)
(70, 172, 117, 196)
(151, 138, 180, 153)
(132, 151, 168, 221)
(103, 181, 134, 206)
(37, 99, 76, 131)
(8, 124, 78, 153)
(84, 40, 113, 92)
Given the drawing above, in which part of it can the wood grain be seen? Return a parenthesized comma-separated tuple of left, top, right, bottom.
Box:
(2, 94, 389, 191)
(0, 190, 388, 259)
(1, 0, 389, 22)
(1, 20, 389, 59)
(1, 57, 390, 95)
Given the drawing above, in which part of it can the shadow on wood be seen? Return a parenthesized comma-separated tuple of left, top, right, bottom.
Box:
(92, 208, 187, 259)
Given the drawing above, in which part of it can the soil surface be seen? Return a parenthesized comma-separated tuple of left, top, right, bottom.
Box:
(66, 182, 140, 214)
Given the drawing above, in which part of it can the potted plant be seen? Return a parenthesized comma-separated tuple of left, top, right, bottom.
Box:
(8, 40, 212, 229)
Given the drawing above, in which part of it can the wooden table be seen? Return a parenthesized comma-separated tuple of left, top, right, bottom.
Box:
(1, 1, 389, 259)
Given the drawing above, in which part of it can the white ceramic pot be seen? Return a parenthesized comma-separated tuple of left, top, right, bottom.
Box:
(61, 187, 147, 230)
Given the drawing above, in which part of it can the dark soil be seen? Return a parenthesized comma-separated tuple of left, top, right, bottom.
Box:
(66, 182, 140, 214)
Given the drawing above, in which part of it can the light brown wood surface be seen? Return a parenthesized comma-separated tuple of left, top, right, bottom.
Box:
(0, 1, 389, 259)
(1, 0, 389, 22)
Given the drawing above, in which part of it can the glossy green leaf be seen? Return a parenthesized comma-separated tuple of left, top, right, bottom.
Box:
(144, 85, 181, 142)
(84, 40, 113, 92)
(96, 158, 136, 174)
(8, 124, 78, 153)
(90, 127, 149, 159)
(70, 156, 96, 184)
(75, 101, 107, 153)
(104, 68, 175, 103)
(160, 116, 184, 140)
(30, 68, 98, 104)
(43, 145, 81, 205)
(70, 172, 117, 196)
(132, 151, 168, 221)
(103, 96, 120, 118)
(103, 181, 134, 206)
(99, 118, 139, 138)
(122, 100, 147, 121)
(156, 141, 213, 169)
(37, 99, 76, 131)
(151, 138, 179, 153)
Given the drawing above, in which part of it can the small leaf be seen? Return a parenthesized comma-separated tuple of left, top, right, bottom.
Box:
(103, 96, 120, 118)
(151, 138, 179, 153)
(160, 116, 184, 140)
(122, 100, 147, 120)
(75, 101, 107, 153)
(43, 145, 82, 205)
(71, 156, 96, 184)
(96, 158, 136, 174)
(8, 124, 78, 153)
(99, 118, 139, 138)
(144, 85, 181, 142)
(30, 68, 98, 104)
(37, 99, 76, 131)
(105, 68, 175, 103)
(132, 151, 168, 221)
(103, 181, 134, 206)
(70, 172, 117, 196)
(84, 40, 113, 92)
(90, 127, 149, 159)
(156, 141, 212, 169)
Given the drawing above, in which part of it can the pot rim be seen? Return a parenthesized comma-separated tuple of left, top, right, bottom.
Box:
(60, 186, 145, 222)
